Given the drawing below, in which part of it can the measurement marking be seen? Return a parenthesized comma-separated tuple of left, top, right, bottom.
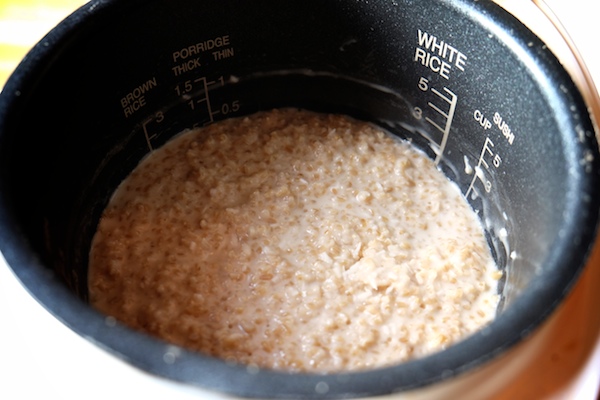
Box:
(192, 77, 226, 124)
(466, 137, 494, 198)
(142, 118, 156, 151)
(425, 87, 457, 164)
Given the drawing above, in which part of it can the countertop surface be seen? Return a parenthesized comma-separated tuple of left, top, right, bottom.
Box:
(0, 1, 599, 399)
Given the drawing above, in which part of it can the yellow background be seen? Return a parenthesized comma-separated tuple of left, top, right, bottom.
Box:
(0, 0, 87, 87)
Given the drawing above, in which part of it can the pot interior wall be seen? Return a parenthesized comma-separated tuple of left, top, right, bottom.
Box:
(1, 0, 598, 397)
(4, 0, 585, 305)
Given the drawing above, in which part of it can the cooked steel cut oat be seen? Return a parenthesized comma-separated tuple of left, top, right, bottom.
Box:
(89, 108, 501, 372)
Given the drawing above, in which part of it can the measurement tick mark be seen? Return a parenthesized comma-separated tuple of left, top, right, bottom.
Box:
(425, 87, 457, 164)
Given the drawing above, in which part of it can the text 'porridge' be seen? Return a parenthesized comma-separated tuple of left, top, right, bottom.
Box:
(89, 108, 502, 372)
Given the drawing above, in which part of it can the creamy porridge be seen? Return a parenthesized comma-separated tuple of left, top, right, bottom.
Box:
(89, 108, 501, 372)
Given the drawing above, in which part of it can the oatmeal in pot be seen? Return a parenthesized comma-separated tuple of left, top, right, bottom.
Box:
(89, 108, 501, 372)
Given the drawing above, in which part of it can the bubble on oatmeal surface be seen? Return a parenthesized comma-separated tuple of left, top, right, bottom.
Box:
(88, 108, 501, 373)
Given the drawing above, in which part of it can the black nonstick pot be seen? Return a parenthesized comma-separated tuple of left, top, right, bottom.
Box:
(1, 0, 599, 398)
